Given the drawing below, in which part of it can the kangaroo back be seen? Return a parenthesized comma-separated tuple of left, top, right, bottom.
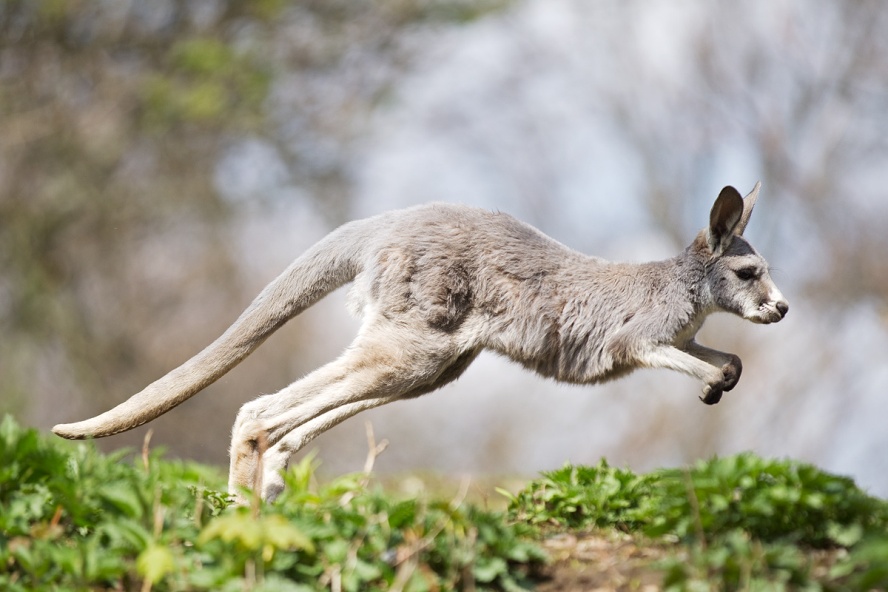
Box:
(52, 219, 372, 439)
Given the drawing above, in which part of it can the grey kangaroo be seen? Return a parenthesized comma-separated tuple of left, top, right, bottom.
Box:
(54, 183, 788, 503)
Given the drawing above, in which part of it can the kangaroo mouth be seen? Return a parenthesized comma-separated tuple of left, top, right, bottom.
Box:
(751, 301, 788, 324)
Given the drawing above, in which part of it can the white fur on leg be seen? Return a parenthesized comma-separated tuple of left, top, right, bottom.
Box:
(259, 396, 395, 501)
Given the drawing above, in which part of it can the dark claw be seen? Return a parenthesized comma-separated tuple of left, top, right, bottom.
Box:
(700, 389, 723, 405)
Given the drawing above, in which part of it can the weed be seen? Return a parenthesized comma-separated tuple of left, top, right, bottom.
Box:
(508, 451, 888, 590)
(0, 415, 545, 591)
(5, 414, 887, 591)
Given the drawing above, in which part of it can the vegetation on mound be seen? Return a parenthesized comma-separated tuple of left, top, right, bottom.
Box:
(3, 414, 888, 591)
(506, 454, 888, 590)
(0, 415, 543, 591)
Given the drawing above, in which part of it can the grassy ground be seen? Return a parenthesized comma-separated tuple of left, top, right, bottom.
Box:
(2, 415, 887, 591)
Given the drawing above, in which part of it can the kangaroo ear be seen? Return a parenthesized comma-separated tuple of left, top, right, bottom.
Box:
(734, 181, 761, 236)
(708, 186, 744, 256)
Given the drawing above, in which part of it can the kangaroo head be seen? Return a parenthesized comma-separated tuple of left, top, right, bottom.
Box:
(703, 183, 789, 324)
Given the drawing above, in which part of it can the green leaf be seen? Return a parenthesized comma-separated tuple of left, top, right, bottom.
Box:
(199, 511, 263, 548)
(827, 522, 864, 547)
(388, 500, 417, 529)
(261, 514, 315, 554)
(323, 538, 350, 564)
(137, 543, 175, 584)
(495, 487, 516, 502)
(253, 575, 316, 592)
(473, 556, 508, 583)
(99, 483, 144, 518)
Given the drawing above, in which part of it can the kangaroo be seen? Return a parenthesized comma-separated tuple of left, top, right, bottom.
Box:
(54, 183, 787, 503)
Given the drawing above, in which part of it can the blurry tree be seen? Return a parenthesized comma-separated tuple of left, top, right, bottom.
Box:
(0, 0, 508, 431)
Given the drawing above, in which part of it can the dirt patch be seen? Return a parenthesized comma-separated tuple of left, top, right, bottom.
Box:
(533, 531, 674, 592)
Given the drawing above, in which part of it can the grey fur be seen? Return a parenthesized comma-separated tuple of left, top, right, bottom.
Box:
(53, 183, 788, 502)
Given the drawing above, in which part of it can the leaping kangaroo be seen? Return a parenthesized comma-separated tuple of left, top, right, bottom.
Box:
(54, 183, 788, 503)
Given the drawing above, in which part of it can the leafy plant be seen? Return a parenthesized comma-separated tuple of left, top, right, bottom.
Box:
(508, 451, 888, 590)
(5, 414, 887, 592)
(651, 453, 888, 548)
(509, 452, 888, 547)
(504, 459, 659, 531)
(0, 415, 545, 591)
(0, 414, 226, 591)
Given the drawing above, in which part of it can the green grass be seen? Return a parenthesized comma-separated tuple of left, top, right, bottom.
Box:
(0, 415, 544, 591)
(505, 454, 888, 590)
(3, 413, 888, 591)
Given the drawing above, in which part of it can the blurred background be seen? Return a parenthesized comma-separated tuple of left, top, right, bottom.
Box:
(2, 0, 887, 494)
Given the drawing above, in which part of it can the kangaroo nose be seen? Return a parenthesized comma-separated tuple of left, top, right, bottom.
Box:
(776, 301, 789, 318)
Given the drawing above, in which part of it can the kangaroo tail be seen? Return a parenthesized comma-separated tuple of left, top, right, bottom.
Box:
(52, 219, 371, 439)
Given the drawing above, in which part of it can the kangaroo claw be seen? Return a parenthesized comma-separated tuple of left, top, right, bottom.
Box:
(700, 388, 723, 405)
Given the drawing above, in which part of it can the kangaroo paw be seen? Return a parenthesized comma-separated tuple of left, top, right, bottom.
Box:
(700, 384, 724, 405)
(721, 355, 743, 392)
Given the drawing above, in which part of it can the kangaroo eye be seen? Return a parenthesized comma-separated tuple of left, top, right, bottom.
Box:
(735, 268, 758, 281)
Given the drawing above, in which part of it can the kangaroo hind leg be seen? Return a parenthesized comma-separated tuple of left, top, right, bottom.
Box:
(228, 328, 474, 503)
(259, 347, 480, 501)
(258, 396, 395, 501)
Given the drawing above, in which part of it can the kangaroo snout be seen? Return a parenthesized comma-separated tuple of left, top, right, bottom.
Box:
(759, 298, 788, 323)
(775, 300, 789, 318)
